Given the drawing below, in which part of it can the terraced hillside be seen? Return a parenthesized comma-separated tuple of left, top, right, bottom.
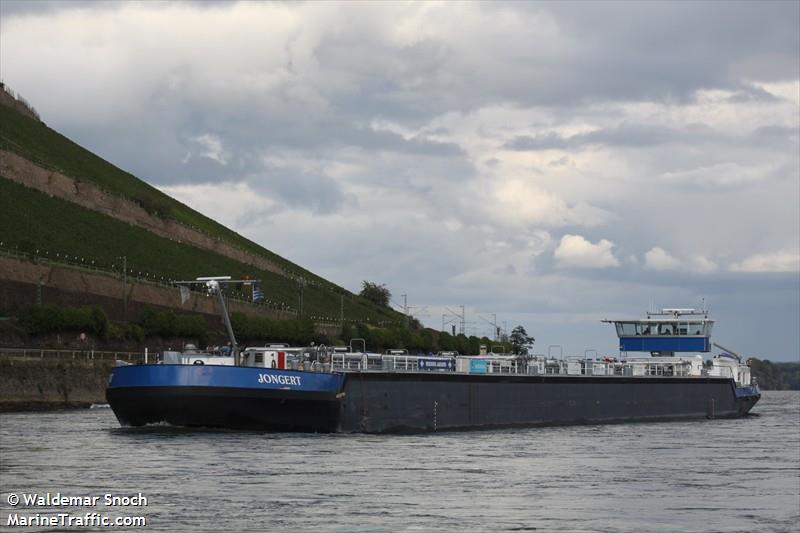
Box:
(0, 97, 404, 326)
(0, 102, 325, 284)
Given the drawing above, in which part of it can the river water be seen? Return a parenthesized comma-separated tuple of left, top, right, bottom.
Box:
(1, 391, 798, 532)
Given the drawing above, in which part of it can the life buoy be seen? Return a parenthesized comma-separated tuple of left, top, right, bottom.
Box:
(193, 360, 205, 365)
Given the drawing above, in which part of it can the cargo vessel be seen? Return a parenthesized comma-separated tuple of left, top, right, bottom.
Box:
(106, 279, 760, 432)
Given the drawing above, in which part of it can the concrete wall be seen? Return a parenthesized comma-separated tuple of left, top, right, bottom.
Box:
(0, 255, 294, 323)
(0, 356, 113, 411)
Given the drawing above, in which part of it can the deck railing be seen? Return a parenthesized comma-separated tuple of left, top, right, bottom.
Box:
(328, 352, 710, 379)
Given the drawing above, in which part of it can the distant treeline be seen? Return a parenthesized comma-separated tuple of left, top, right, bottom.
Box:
(748, 358, 800, 390)
(231, 312, 507, 354)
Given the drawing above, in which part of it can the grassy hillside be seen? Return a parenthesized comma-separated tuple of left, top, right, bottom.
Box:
(0, 178, 398, 323)
(0, 103, 335, 289)
(0, 96, 405, 325)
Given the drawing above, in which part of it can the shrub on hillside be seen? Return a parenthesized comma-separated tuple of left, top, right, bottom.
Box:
(19, 304, 109, 338)
(230, 313, 319, 345)
(107, 322, 145, 343)
(138, 307, 207, 344)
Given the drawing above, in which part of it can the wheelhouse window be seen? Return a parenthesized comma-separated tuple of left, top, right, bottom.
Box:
(683, 321, 713, 335)
(681, 321, 714, 335)
(657, 323, 674, 335)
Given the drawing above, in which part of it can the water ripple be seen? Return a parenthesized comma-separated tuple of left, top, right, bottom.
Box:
(0, 391, 797, 532)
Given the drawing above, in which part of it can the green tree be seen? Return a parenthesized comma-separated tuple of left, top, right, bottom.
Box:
(359, 281, 391, 307)
(510, 325, 535, 355)
(89, 306, 109, 339)
(748, 358, 800, 390)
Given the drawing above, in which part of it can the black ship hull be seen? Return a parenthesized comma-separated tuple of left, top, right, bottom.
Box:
(107, 386, 342, 432)
(337, 373, 760, 433)
(107, 368, 760, 433)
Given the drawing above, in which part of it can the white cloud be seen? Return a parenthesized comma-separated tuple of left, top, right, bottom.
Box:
(688, 255, 718, 274)
(490, 178, 609, 228)
(643, 249, 719, 274)
(752, 80, 800, 106)
(190, 134, 228, 165)
(644, 247, 681, 271)
(554, 234, 620, 268)
(730, 249, 800, 273)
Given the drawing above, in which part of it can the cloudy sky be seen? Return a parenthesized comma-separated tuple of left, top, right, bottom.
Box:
(2, 1, 798, 360)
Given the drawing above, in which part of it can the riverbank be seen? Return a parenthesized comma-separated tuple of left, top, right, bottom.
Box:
(0, 355, 113, 412)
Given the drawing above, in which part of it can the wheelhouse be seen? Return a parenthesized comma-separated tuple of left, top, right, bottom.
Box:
(603, 308, 714, 354)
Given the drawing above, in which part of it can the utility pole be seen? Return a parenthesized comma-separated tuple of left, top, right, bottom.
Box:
(120, 255, 127, 323)
(37, 276, 44, 306)
(298, 281, 304, 317)
(445, 306, 466, 336)
(442, 313, 454, 334)
(340, 294, 344, 324)
(402, 293, 408, 327)
(460, 305, 465, 336)
(477, 313, 499, 340)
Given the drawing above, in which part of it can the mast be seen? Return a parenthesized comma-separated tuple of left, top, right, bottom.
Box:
(207, 279, 240, 366)
(175, 276, 260, 366)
